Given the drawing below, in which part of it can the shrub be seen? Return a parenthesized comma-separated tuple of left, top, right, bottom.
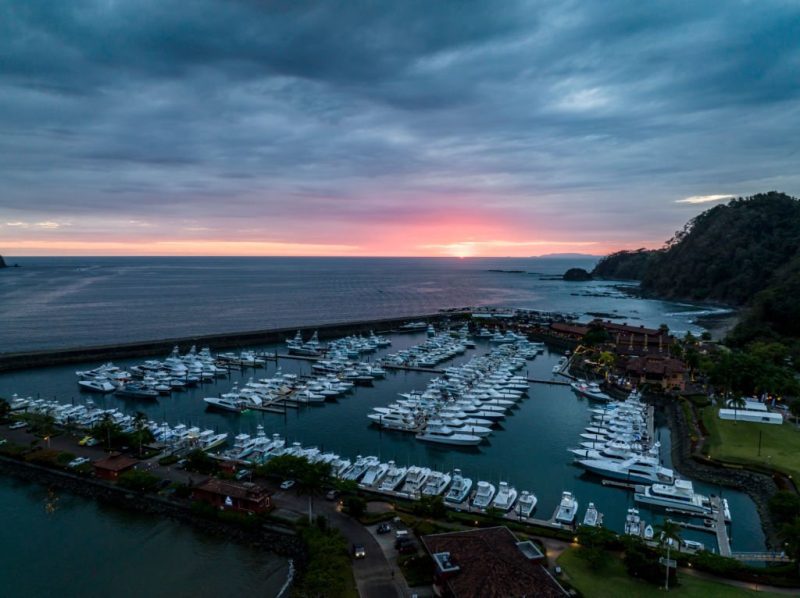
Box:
(117, 469, 160, 492)
(343, 496, 366, 518)
(769, 491, 800, 525)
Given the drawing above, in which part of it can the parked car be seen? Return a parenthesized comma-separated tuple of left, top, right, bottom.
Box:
(67, 457, 91, 468)
(280, 479, 295, 490)
(376, 523, 392, 534)
(175, 459, 188, 469)
(235, 469, 250, 481)
(394, 536, 414, 549)
(352, 544, 366, 559)
(325, 489, 340, 501)
(8, 421, 27, 430)
(397, 542, 417, 555)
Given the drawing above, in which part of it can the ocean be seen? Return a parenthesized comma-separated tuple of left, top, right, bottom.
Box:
(0, 256, 727, 353)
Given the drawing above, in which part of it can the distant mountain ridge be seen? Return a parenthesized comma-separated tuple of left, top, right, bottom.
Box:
(592, 192, 800, 341)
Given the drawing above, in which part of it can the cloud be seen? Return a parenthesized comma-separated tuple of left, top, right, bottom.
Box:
(676, 194, 735, 204)
(0, 1, 798, 255)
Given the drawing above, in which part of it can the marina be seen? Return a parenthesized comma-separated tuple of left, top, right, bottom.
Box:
(0, 326, 768, 554)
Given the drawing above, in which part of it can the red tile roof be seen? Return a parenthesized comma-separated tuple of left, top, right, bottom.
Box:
(93, 453, 138, 472)
(421, 527, 567, 598)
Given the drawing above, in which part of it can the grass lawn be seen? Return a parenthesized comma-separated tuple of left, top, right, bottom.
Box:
(557, 548, 784, 597)
(701, 406, 800, 480)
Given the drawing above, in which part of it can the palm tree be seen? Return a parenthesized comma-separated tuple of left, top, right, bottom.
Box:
(133, 411, 147, 457)
(729, 396, 747, 423)
(655, 519, 682, 591)
(297, 461, 332, 523)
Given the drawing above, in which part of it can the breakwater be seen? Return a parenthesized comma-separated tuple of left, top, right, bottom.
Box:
(0, 455, 307, 563)
(0, 311, 470, 373)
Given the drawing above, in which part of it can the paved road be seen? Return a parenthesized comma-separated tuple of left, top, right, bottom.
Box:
(272, 487, 411, 597)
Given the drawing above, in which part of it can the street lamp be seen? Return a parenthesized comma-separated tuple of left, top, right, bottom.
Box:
(665, 537, 674, 591)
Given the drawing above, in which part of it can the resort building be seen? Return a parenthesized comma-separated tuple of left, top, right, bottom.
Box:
(622, 354, 688, 391)
(93, 453, 139, 481)
(192, 479, 271, 514)
(420, 526, 567, 598)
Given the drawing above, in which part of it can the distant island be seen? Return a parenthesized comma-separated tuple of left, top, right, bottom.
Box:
(592, 191, 800, 344)
(562, 267, 592, 281)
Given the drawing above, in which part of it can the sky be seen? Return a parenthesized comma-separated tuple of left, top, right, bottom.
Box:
(1, 1, 799, 257)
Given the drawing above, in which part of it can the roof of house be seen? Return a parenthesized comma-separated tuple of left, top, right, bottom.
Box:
(591, 319, 667, 337)
(93, 453, 138, 472)
(624, 355, 688, 376)
(194, 478, 267, 501)
(421, 527, 567, 598)
(550, 322, 591, 336)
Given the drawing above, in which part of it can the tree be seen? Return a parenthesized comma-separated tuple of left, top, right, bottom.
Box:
(343, 496, 365, 518)
(790, 401, 800, 429)
(27, 413, 56, 439)
(297, 460, 333, 523)
(597, 352, 616, 380)
(186, 449, 217, 475)
(94, 412, 121, 449)
(780, 517, 800, 563)
(132, 411, 151, 456)
(655, 519, 682, 590)
(118, 469, 160, 492)
(0, 398, 11, 422)
(728, 396, 747, 423)
(769, 491, 800, 526)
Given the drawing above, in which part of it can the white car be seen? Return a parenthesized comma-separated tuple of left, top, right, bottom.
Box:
(67, 457, 91, 468)
(280, 480, 295, 490)
(8, 421, 27, 430)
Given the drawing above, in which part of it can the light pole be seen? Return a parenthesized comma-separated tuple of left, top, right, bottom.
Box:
(665, 537, 673, 591)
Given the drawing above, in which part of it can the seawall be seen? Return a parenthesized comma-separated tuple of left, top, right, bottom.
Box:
(0, 311, 470, 373)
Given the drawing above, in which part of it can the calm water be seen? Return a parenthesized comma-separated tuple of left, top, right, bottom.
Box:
(0, 257, 726, 352)
(0, 476, 290, 598)
(0, 331, 766, 554)
(0, 257, 760, 595)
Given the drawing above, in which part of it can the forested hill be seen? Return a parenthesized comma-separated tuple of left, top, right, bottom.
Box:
(591, 192, 800, 341)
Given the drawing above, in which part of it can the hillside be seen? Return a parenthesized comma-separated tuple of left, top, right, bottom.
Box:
(592, 192, 800, 342)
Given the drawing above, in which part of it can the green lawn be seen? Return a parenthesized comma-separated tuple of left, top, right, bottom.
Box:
(557, 548, 784, 598)
(701, 406, 800, 480)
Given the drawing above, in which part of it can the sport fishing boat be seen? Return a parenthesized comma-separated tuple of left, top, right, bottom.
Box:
(555, 491, 579, 524)
(416, 421, 483, 446)
(570, 380, 612, 402)
(421, 471, 452, 496)
(471, 481, 496, 509)
(444, 469, 473, 504)
(624, 507, 642, 536)
(401, 466, 432, 495)
(582, 502, 599, 527)
(514, 491, 538, 518)
(203, 396, 246, 413)
(491, 481, 518, 511)
(378, 461, 408, 492)
(115, 384, 158, 400)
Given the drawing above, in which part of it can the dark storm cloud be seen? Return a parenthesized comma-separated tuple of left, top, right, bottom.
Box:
(1, 0, 799, 251)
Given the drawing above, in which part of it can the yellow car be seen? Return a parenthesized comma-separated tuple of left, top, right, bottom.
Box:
(78, 435, 95, 446)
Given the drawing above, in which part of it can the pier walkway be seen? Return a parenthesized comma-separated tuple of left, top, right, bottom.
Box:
(711, 496, 732, 557)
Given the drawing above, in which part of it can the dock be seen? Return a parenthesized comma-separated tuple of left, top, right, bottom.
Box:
(711, 496, 732, 557)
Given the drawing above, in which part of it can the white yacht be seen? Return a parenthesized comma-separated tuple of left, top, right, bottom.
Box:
(555, 491, 579, 524)
(342, 455, 377, 482)
(570, 380, 612, 402)
(491, 481, 518, 511)
(634, 479, 712, 515)
(378, 461, 408, 492)
(444, 469, 473, 504)
(78, 379, 117, 393)
(421, 471, 452, 496)
(624, 508, 642, 537)
(401, 466, 431, 495)
(582, 502, 599, 527)
(416, 422, 482, 446)
(359, 461, 389, 488)
(514, 491, 538, 518)
(203, 396, 246, 413)
(643, 524, 654, 540)
(578, 455, 675, 485)
(471, 481, 496, 509)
